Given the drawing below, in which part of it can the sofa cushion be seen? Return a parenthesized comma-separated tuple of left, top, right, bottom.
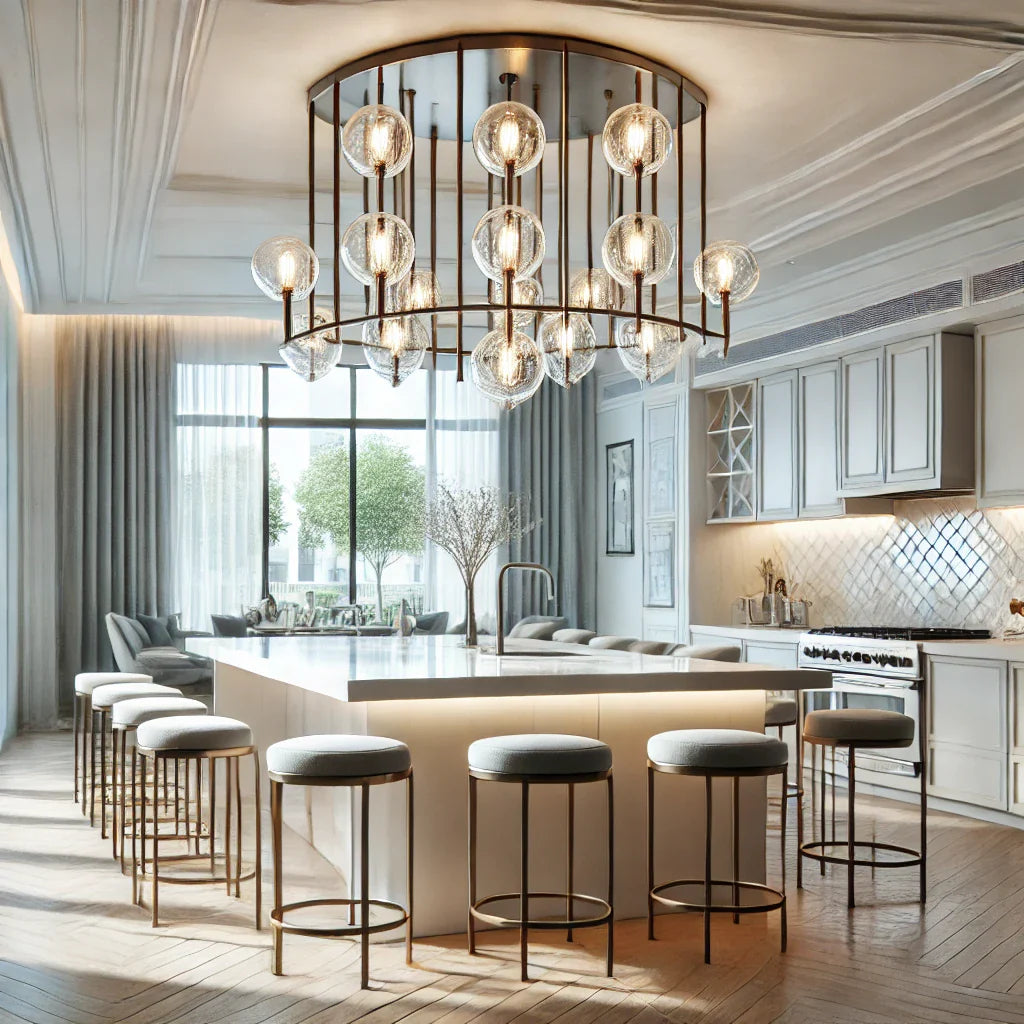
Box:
(552, 628, 598, 645)
(109, 613, 146, 657)
(138, 614, 174, 647)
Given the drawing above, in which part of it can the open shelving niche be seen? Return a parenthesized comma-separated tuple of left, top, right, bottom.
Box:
(706, 383, 756, 522)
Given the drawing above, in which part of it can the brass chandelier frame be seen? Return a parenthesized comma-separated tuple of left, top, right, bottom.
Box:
(282, 32, 726, 379)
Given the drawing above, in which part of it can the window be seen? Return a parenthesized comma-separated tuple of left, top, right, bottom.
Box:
(262, 366, 427, 625)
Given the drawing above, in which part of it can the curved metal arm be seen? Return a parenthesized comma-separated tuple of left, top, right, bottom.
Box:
(497, 562, 556, 655)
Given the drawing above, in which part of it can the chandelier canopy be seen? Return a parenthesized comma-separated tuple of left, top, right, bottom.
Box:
(252, 33, 758, 401)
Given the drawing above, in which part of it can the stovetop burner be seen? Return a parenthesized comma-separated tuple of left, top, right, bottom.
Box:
(807, 626, 991, 641)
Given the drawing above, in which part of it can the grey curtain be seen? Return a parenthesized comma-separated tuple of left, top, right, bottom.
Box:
(56, 317, 175, 706)
(500, 376, 597, 631)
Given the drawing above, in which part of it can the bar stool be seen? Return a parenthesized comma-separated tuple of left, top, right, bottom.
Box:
(647, 729, 788, 964)
(266, 735, 413, 988)
(766, 694, 804, 801)
(467, 734, 614, 982)
(134, 715, 262, 928)
(89, 681, 181, 833)
(110, 696, 208, 871)
(74, 672, 151, 812)
(798, 708, 923, 907)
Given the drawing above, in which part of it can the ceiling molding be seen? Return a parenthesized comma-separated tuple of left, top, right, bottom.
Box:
(0, 84, 39, 311)
(549, 1, 1024, 49)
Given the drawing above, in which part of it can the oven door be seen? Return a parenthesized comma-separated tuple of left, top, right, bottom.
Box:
(804, 673, 921, 778)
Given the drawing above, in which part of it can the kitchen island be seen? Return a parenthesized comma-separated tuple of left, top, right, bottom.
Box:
(190, 635, 831, 936)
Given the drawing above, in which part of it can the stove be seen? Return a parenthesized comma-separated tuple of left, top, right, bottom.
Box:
(797, 625, 991, 780)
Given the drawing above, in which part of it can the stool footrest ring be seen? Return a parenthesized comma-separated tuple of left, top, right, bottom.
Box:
(799, 839, 922, 869)
(270, 897, 409, 938)
(650, 878, 785, 915)
(470, 891, 612, 931)
(137, 852, 257, 887)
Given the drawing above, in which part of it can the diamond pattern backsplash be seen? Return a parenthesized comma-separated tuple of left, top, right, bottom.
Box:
(763, 497, 1024, 633)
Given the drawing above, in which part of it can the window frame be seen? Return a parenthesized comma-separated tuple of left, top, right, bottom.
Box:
(260, 363, 428, 603)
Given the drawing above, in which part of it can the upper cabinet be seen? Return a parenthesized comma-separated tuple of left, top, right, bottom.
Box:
(840, 332, 973, 497)
(705, 383, 756, 522)
(977, 317, 1024, 508)
(756, 371, 798, 521)
(799, 362, 844, 518)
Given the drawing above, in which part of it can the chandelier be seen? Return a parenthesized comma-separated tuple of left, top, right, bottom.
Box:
(251, 34, 759, 405)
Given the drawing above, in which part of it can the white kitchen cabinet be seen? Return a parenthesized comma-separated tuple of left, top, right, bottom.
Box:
(744, 640, 799, 669)
(840, 347, 884, 490)
(756, 371, 798, 520)
(840, 333, 973, 496)
(1009, 662, 1024, 815)
(928, 655, 1007, 810)
(688, 629, 742, 653)
(798, 362, 843, 518)
(976, 317, 1024, 508)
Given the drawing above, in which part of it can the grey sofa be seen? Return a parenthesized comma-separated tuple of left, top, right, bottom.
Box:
(105, 612, 213, 692)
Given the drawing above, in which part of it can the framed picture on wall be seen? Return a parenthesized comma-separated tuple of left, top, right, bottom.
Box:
(644, 521, 675, 607)
(606, 440, 635, 555)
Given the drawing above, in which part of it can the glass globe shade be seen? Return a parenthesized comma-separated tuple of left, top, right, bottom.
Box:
(281, 308, 338, 382)
(616, 319, 692, 383)
(472, 205, 545, 283)
(569, 267, 623, 310)
(362, 315, 428, 386)
(696, 335, 726, 359)
(602, 103, 673, 178)
(538, 313, 596, 388)
(396, 269, 443, 310)
(341, 104, 413, 179)
(341, 212, 416, 288)
(601, 213, 674, 288)
(694, 241, 759, 305)
(472, 101, 546, 178)
(470, 328, 544, 408)
(490, 276, 543, 330)
(251, 236, 319, 301)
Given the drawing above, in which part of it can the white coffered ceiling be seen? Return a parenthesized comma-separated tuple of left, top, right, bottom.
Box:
(0, 0, 1022, 346)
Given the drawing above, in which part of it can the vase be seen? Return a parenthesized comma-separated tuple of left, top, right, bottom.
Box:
(464, 580, 478, 647)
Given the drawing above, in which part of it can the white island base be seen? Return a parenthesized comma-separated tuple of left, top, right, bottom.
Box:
(200, 637, 829, 938)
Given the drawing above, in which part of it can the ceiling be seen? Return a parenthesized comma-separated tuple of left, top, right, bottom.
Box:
(0, 0, 1022, 347)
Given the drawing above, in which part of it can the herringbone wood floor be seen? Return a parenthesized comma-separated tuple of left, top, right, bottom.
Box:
(2, 733, 1024, 1023)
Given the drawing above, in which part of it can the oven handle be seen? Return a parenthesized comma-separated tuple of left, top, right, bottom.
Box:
(832, 675, 918, 691)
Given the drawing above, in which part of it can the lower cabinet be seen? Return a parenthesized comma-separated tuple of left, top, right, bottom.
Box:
(928, 655, 1008, 810)
(743, 640, 799, 669)
(1010, 663, 1024, 815)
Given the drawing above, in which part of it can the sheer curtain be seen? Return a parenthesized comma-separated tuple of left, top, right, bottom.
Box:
(171, 318, 277, 632)
(427, 368, 502, 632)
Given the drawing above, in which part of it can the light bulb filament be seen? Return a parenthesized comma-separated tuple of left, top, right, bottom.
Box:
(716, 254, 735, 293)
(370, 218, 391, 277)
(560, 323, 574, 357)
(368, 118, 392, 168)
(625, 113, 646, 166)
(498, 214, 520, 272)
(381, 319, 406, 354)
(639, 323, 655, 356)
(497, 109, 521, 165)
(498, 339, 523, 387)
(278, 251, 296, 292)
(627, 218, 647, 276)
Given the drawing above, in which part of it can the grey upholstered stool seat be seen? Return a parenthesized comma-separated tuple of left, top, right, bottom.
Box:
(803, 708, 914, 747)
(91, 682, 182, 709)
(799, 707, 922, 908)
(468, 734, 612, 776)
(136, 715, 252, 751)
(468, 733, 614, 981)
(133, 713, 261, 930)
(73, 671, 153, 815)
(552, 628, 598, 645)
(76, 671, 152, 695)
(266, 735, 411, 778)
(109, 697, 208, 867)
(647, 728, 789, 963)
(112, 696, 208, 729)
(666, 644, 742, 662)
(267, 734, 413, 986)
(648, 729, 788, 770)
(587, 635, 637, 651)
(629, 640, 676, 655)
(765, 696, 798, 727)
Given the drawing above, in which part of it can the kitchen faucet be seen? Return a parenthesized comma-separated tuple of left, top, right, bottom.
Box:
(496, 562, 556, 655)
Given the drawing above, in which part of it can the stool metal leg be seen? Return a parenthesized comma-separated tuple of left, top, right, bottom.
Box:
(271, 779, 283, 975)
(732, 776, 740, 925)
(235, 756, 243, 899)
(467, 774, 477, 955)
(152, 755, 160, 926)
(848, 747, 856, 909)
(73, 694, 79, 804)
(132, 747, 140, 904)
(606, 774, 614, 978)
(90, 710, 98, 827)
(360, 781, 370, 990)
(566, 782, 575, 941)
(646, 765, 655, 940)
(209, 755, 217, 874)
(224, 757, 233, 895)
(119, 731, 128, 872)
(406, 771, 414, 964)
(253, 751, 263, 931)
(780, 766, 788, 953)
(520, 780, 530, 983)
(819, 743, 826, 877)
(920, 752, 927, 904)
(100, 710, 109, 839)
(703, 774, 712, 964)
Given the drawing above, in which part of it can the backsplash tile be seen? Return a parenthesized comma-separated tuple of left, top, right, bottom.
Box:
(762, 497, 1024, 633)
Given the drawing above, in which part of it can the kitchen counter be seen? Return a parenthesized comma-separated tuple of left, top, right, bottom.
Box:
(194, 633, 830, 935)
(689, 624, 804, 644)
(922, 636, 1024, 659)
